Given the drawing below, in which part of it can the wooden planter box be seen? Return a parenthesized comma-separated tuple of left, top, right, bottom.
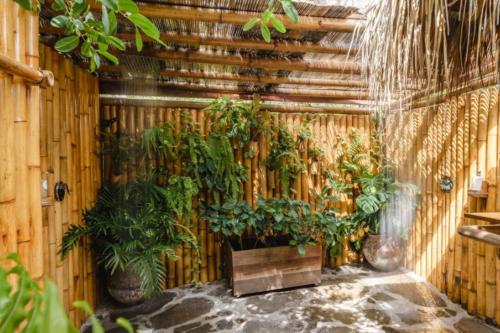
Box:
(227, 241, 322, 297)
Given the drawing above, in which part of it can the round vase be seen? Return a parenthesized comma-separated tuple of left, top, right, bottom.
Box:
(107, 266, 146, 305)
(362, 234, 405, 272)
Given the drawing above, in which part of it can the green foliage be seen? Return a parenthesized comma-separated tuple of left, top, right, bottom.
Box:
(14, 0, 164, 72)
(61, 177, 198, 296)
(0, 253, 132, 333)
(244, 0, 298, 42)
(206, 97, 263, 148)
(205, 194, 345, 257)
(265, 122, 305, 197)
(201, 134, 247, 204)
(141, 123, 176, 160)
(159, 175, 199, 218)
(327, 129, 419, 250)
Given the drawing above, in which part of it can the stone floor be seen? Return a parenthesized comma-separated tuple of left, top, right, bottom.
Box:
(90, 265, 500, 333)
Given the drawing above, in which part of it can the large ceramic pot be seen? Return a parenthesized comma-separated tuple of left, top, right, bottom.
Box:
(362, 234, 405, 272)
(107, 266, 146, 305)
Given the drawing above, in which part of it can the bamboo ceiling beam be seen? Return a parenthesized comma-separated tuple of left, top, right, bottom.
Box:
(118, 32, 357, 55)
(137, 49, 363, 74)
(99, 79, 369, 99)
(113, 4, 365, 32)
(40, 27, 359, 55)
(98, 66, 367, 88)
(0, 53, 54, 87)
(100, 98, 372, 115)
(100, 81, 372, 105)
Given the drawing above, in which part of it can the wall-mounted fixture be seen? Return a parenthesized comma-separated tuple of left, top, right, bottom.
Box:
(468, 171, 488, 198)
(439, 176, 453, 193)
(54, 181, 70, 202)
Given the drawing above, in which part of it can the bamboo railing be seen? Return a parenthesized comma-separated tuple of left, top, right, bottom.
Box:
(387, 86, 500, 325)
(39, 45, 101, 324)
(101, 101, 371, 287)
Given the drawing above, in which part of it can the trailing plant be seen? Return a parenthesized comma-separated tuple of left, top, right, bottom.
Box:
(243, 0, 299, 42)
(14, 0, 165, 71)
(206, 97, 263, 149)
(158, 175, 199, 219)
(61, 176, 198, 296)
(141, 122, 176, 161)
(265, 122, 305, 197)
(201, 134, 247, 204)
(205, 194, 345, 257)
(0, 253, 133, 333)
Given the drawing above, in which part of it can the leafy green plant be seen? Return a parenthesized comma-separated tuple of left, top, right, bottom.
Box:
(61, 176, 198, 296)
(265, 122, 305, 197)
(205, 194, 345, 257)
(14, 0, 164, 71)
(243, 0, 298, 42)
(0, 253, 133, 333)
(326, 128, 419, 251)
(206, 97, 263, 149)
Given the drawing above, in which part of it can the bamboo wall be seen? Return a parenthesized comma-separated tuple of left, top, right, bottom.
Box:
(40, 45, 101, 323)
(100, 99, 371, 287)
(387, 86, 500, 324)
(0, 0, 44, 282)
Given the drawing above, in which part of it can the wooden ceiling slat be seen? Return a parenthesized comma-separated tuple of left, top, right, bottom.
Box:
(100, 81, 372, 104)
(128, 4, 365, 32)
(100, 98, 372, 114)
(98, 66, 367, 88)
(136, 49, 363, 74)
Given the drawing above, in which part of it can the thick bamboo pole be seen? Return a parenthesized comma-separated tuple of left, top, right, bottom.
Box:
(139, 49, 363, 75)
(118, 4, 365, 32)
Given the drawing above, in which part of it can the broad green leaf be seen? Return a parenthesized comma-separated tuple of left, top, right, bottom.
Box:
(72, 0, 88, 16)
(102, 6, 110, 35)
(261, 9, 272, 23)
(128, 13, 165, 46)
(135, 27, 143, 52)
(108, 10, 118, 34)
(242, 18, 258, 31)
(116, 318, 134, 333)
(118, 0, 139, 14)
(281, 0, 299, 23)
(97, 49, 119, 65)
(14, 0, 32, 11)
(270, 16, 286, 33)
(51, 0, 66, 11)
(50, 15, 68, 29)
(73, 301, 104, 333)
(107, 35, 126, 51)
(40, 280, 76, 333)
(99, 0, 118, 11)
(81, 40, 92, 57)
(54, 36, 80, 53)
(260, 22, 271, 43)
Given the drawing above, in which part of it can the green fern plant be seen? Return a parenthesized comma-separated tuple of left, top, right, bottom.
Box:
(61, 176, 198, 297)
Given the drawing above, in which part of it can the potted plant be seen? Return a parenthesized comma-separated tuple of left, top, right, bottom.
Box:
(61, 176, 198, 305)
(204, 191, 345, 297)
(328, 128, 419, 271)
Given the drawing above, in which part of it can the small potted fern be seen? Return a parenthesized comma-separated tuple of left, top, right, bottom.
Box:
(61, 175, 198, 305)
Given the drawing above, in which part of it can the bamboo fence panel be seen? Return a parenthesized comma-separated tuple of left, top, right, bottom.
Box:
(387, 86, 500, 324)
(39, 45, 100, 324)
(101, 101, 370, 288)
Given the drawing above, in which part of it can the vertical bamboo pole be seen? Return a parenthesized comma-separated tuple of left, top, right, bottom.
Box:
(461, 93, 471, 306)
(485, 88, 498, 320)
(198, 109, 208, 283)
(476, 89, 489, 318)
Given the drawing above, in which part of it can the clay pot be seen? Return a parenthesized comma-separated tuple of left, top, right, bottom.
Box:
(107, 266, 146, 305)
(362, 234, 405, 272)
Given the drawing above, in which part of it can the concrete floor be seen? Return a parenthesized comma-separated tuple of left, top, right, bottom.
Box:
(91, 265, 500, 333)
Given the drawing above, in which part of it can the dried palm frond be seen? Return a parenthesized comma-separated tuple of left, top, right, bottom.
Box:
(359, 0, 500, 112)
